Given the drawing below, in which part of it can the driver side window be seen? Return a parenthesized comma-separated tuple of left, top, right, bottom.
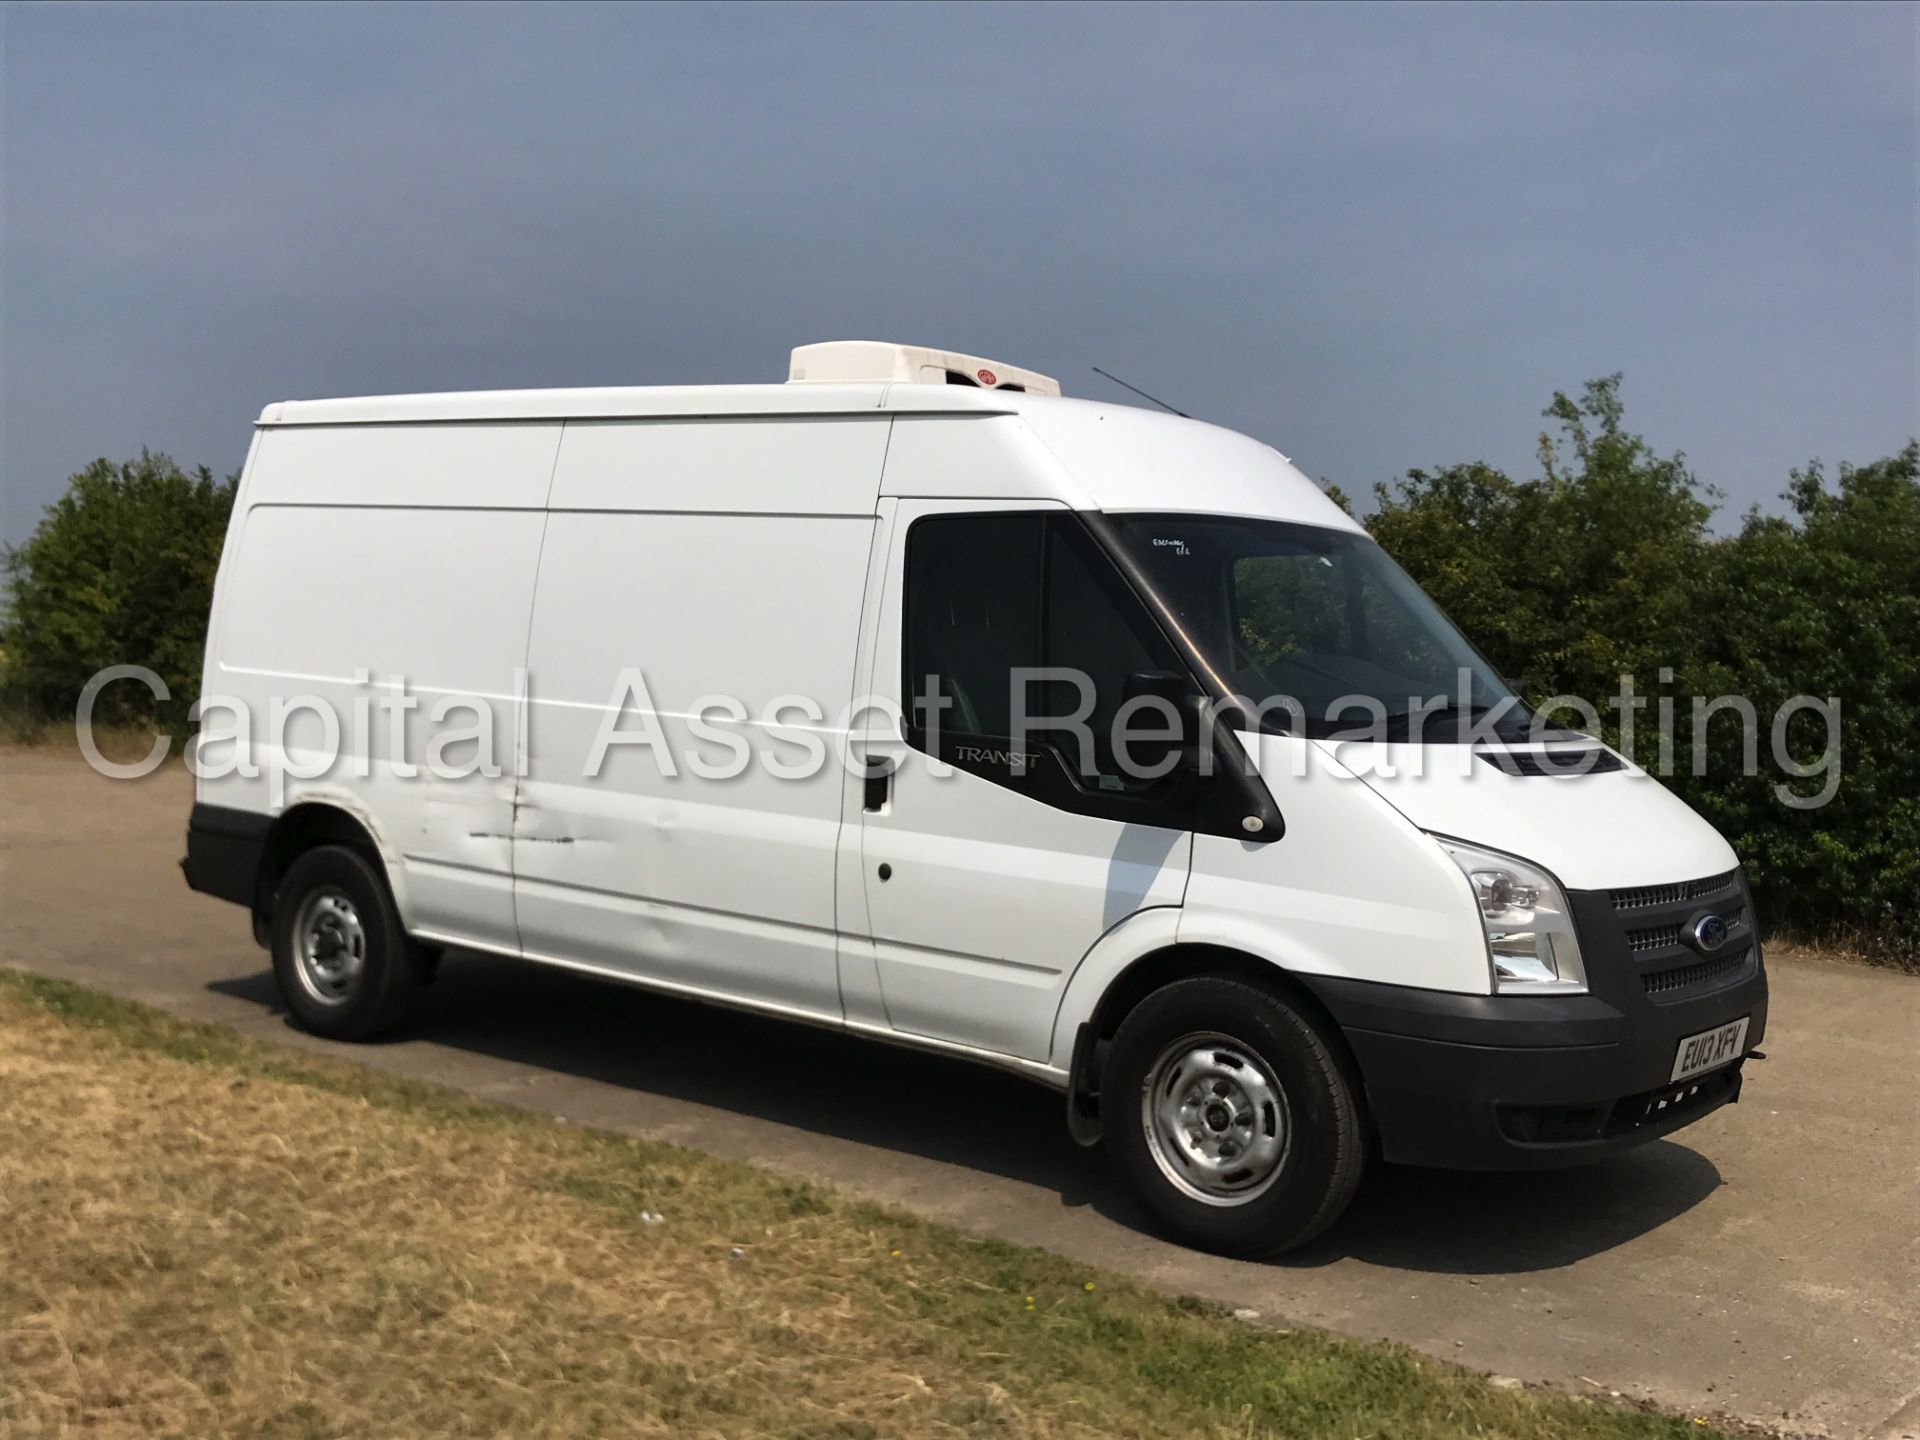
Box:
(903, 512, 1043, 741)
(903, 512, 1186, 790)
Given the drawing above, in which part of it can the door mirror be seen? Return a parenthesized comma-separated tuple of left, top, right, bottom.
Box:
(1119, 669, 1200, 773)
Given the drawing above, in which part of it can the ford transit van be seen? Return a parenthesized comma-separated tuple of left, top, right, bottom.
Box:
(183, 342, 1767, 1254)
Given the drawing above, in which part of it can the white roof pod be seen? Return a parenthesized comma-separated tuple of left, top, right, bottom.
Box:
(787, 340, 1062, 396)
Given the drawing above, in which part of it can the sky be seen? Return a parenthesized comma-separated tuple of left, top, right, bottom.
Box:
(2, 1, 1914, 543)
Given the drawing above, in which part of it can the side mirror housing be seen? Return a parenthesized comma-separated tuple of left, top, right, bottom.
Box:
(1120, 669, 1201, 772)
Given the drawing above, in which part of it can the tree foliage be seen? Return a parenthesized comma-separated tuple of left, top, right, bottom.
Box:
(2, 452, 236, 729)
(1369, 380, 1917, 952)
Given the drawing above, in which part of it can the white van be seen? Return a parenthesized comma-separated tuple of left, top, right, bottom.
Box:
(184, 341, 1767, 1254)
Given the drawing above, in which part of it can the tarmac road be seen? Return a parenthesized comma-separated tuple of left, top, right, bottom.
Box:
(2, 749, 1915, 1438)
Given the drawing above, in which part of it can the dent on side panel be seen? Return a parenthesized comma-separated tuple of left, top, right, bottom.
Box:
(199, 424, 562, 951)
(516, 419, 890, 1017)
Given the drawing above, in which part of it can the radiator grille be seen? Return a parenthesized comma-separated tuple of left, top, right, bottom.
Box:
(1610, 871, 1739, 912)
(1627, 904, 1747, 953)
(1642, 946, 1753, 997)
(1628, 922, 1682, 953)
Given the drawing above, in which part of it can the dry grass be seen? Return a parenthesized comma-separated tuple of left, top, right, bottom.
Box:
(0, 971, 1729, 1440)
(0, 705, 176, 765)
(1765, 933, 1919, 976)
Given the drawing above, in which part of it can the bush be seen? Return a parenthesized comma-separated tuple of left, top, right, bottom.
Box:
(1368, 378, 1917, 955)
(1, 452, 236, 732)
(1700, 449, 1919, 960)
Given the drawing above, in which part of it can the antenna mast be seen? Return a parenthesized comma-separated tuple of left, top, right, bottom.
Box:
(1091, 366, 1190, 418)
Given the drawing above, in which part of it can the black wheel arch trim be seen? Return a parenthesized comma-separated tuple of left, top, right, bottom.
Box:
(185, 801, 387, 946)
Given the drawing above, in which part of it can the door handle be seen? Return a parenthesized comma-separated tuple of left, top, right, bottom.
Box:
(862, 753, 896, 812)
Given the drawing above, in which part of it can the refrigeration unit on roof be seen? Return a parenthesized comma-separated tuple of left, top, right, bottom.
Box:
(786, 341, 1061, 396)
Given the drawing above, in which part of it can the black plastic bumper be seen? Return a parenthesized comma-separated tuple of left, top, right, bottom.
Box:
(1299, 878, 1769, 1171)
(181, 803, 270, 909)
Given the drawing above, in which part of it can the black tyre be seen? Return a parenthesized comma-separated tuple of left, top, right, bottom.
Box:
(270, 844, 426, 1041)
(1106, 976, 1365, 1256)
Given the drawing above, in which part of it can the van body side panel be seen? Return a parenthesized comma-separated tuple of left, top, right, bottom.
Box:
(198, 422, 559, 949)
(1179, 733, 1493, 997)
(546, 415, 887, 515)
(512, 417, 890, 1018)
(870, 412, 1096, 509)
(237, 421, 562, 510)
(192, 428, 261, 738)
(832, 497, 901, 1033)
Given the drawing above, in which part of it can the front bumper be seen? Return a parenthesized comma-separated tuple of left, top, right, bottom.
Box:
(1300, 874, 1769, 1170)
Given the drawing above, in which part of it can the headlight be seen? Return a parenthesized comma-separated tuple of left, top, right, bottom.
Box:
(1435, 838, 1587, 994)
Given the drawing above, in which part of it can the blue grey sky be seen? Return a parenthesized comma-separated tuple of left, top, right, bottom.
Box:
(3, 1, 1914, 543)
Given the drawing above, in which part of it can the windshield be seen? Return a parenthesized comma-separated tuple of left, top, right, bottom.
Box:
(1104, 514, 1531, 741)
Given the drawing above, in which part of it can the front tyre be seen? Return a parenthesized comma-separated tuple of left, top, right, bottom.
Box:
(1106, 977, 1365, 1256)
(270, 844, 425, 1041)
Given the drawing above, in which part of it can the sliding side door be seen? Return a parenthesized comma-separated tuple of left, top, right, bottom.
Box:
(512, 415, 890, 1020)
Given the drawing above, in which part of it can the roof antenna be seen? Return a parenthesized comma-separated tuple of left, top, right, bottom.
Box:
(1091, 366, 1190, 418)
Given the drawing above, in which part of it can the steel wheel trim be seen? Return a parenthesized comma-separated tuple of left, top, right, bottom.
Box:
(291, 886, 367, 1007)
(1140, 1031, 1292, 1206)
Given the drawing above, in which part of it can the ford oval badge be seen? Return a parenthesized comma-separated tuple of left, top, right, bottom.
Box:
(1690, 913, 1730, 954)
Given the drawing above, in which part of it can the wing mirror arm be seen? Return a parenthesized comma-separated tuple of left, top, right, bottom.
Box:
(1119, 671, 1283, 841)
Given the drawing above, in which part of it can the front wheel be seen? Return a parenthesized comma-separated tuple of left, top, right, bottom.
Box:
(1106, 977, 1365, 1256)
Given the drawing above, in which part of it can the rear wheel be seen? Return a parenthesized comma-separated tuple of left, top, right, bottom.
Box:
(270, 844, 425, 1040)
(1106, 976, 1365, 1256)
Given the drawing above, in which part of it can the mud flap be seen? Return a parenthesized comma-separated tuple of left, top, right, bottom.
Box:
(1066, 1023, 1107, 1147)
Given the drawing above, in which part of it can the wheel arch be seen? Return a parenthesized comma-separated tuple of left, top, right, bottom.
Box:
(1054, 918, 1366, 1148)
(252, 796, 408, 944)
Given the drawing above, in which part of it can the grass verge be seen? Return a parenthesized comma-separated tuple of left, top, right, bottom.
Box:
(0, 968, 1733, 1440)
(0, 700, 175, 763)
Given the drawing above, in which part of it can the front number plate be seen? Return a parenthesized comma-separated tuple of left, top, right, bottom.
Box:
(1671, 1016, 1750, 1083)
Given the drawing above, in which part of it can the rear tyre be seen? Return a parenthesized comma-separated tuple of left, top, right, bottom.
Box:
(270, 844, 425, 1041)
(1106, 976, 1365, 1257)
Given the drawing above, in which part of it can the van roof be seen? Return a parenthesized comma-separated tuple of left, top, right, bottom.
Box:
(252, 385, 1357, 532)
(256, 383, 1018, 427)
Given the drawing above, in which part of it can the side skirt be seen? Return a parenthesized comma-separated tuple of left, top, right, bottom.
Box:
(410, 925, 1074, 1093)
